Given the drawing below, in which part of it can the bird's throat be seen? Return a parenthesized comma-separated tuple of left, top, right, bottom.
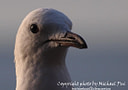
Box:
(15, 47, 71, 90)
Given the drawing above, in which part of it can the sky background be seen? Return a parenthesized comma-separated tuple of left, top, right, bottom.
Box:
(0, 0, 128, 90)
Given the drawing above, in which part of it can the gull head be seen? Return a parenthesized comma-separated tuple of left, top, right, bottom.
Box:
(15, 8, 87, 60)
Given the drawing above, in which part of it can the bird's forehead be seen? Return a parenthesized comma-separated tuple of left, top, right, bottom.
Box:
(25, 8, 72, 27)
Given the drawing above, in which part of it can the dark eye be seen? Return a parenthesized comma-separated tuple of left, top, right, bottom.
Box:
(30, 24, 39, 33)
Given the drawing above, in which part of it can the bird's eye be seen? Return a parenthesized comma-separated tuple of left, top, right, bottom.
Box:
(30, 24, 39, 33)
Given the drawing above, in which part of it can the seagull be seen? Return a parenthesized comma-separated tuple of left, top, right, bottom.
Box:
(14, 8, 87, 90)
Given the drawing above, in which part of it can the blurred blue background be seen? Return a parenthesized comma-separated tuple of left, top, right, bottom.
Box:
(0, 0, 128, 90)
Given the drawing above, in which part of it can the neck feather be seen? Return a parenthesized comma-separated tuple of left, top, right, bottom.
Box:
(15, 47, 71, 90)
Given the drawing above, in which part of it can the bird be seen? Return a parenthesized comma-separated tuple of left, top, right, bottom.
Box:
(14, 8, 87, 90)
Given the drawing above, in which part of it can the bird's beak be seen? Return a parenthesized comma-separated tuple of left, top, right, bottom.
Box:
(57, 31, 88, 49)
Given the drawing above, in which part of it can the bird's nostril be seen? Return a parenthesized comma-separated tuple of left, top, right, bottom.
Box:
(62, 32, 75, 40)
(68, 37, 75, 40)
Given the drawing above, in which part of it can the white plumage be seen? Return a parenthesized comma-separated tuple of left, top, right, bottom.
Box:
(14, 8, 87, 90)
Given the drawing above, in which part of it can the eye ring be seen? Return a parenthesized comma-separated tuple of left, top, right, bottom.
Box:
(30, 24, 39, 33)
